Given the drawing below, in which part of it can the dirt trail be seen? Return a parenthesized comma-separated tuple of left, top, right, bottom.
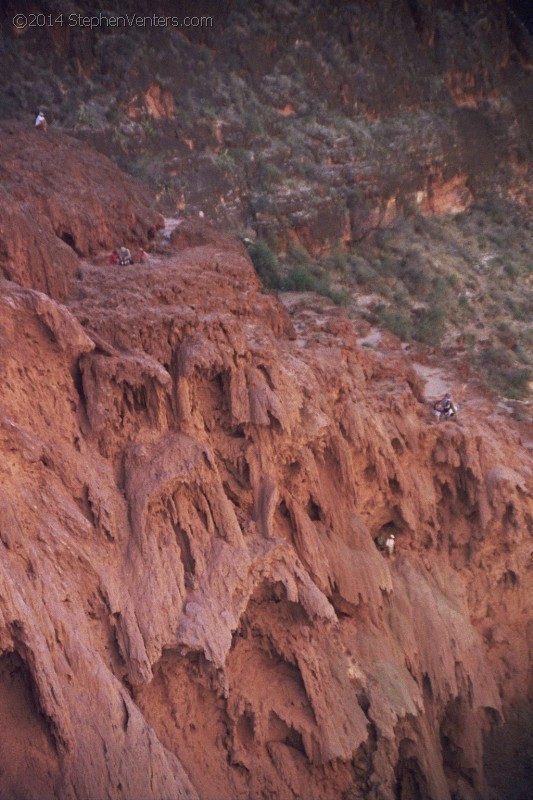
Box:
(412, 363, 457, 401)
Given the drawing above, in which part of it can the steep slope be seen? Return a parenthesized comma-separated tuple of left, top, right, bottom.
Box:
(0, 132, 531, 799)
(0, 122, 162, 300)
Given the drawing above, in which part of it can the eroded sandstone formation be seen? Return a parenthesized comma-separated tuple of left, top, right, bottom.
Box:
(0, 136, 531, 800)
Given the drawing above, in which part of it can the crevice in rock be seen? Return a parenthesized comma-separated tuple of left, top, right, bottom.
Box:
(267, 711, 306, 756)
(58, 231, 79, 254)
(165, 499, 196, 584)
(395, 737, 430, 800)
(306, 496, 324, 522)
(75, 485, 97, 528)
(70, 360, 89, 427)
(0, 651, 61, 798)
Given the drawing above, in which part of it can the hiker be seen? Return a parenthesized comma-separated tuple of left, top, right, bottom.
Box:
(138, 248, 147, 265)
(384, 533, 395, 557)
(433, 393, 457, 422)
(108, 249, 120, 265)
(119, 246, 132, 266)
(35, 111, 47, 131)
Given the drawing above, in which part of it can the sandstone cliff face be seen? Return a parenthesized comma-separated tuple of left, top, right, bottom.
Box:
(0, 131, 531, 799)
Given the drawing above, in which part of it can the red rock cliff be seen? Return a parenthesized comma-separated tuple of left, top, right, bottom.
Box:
(0, 122, 162, 301)
(0, 132, 531, 800)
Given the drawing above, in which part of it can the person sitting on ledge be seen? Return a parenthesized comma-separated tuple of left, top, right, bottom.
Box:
(119, 246, 133, 266)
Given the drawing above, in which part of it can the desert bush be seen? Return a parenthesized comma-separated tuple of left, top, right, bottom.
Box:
(429, 275, 454, 304)
(413, 304, 446, 345)
(215, 149, 238, 175)
(346, 186, 364, 209)
(393, 288, 411, 307)
(350, 258, 378, 286)
(328, 287, 350, 305)
(397, 249, 432, 296)
(503, 261, 522, 278)
(248, 241, 281, 290)
(0, 92, 19, 118)
(372, 255, 396, 277)
(287, 243, 312, 266)
(242, 111, 264, 135)
(478, 346, 531, 398)
(123, 152, 153, 181)
(330, 246, 349, 276)
(251, 194, 279, 214)
(259, 161, 282, 186)
(283, 264, 318, 292)
(378, 308, 412, 340)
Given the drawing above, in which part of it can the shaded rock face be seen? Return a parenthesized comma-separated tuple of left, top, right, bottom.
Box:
(0, 122, 162, 300)
(0, 129, 531, 800)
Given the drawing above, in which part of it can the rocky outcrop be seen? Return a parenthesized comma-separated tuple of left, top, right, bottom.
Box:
(0, 122, 162, 300)
(0, 205, 530, 798)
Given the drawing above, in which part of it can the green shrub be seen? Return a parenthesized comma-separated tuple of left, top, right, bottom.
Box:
(259, 161, 282, 186)
(413, 304, 446, 345)
(314, 271, 332, 296)
(283, 264, 317, 292)
(393, 288, 411, 307)
(503, 261, 522, 278)
(431, 275, 451, 302)
(397, 250, 431, 296)
(140, 119, 155, 137)
(0, 92, 19, 118)
(478, 346, 513, 370)
(373, 255, 396, 277)
(251, 194, 279, 214)
(215, 150, 238, 175)
(378, 308, 412, 340)
(242, 112, 264, 134)
(330, 246, 349, 275)
(287, 243, 312, 266)
(248, 241, 281, 290)
(496, 367, 531, 399)
(350, 258, 378, 285)
(328, 287, 350, 305)
(346, 186, 364, 209)
(475, 346, 531, 398)
(124, 153, 152, 181)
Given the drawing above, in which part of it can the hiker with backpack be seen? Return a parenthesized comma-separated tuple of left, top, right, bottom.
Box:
(433, 393, 457, 422)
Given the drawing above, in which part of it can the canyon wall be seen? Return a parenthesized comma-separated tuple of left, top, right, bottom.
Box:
(0, 129, 531, 799)
(0, 1, 531, 248)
